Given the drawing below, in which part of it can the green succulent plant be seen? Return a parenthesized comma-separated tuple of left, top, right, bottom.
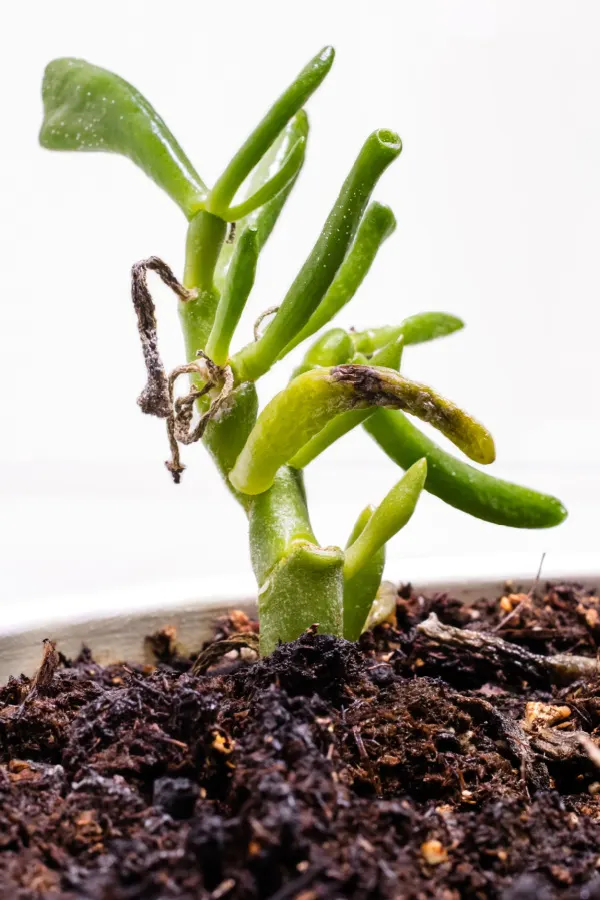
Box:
(39, 48, 567, 654)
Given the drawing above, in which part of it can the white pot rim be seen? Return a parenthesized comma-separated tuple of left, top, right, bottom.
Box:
(1, 550, 597, 639)
(1, 551, 597, 682)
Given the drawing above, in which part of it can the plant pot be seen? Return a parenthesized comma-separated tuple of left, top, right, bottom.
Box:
(1, 552, 596, 682)
(2, 554, 600, 898)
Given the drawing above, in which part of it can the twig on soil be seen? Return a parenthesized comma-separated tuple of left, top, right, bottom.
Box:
(455, 694, 549, 791)
(492, 552, 546, 633)
(29, 639, 59, 696)
(192, 633, 260, 675)
(417, 612, 599, 686)
(16, 639, 60, 718)
(578, 733, 600, 769)
(266, 866, 323, 900)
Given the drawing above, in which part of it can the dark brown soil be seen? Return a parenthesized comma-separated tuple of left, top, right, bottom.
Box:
(2, 582, 600, 899)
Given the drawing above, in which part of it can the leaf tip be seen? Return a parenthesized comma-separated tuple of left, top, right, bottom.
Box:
(550, 498, 569, 526)
(413, 456, 428, 481)
(375, 128, 402, 156)
(448, 314, 465, 333)
(319, 45, 336, 67)
(476, 432, 496, 466)
(294, 108, 310, 137)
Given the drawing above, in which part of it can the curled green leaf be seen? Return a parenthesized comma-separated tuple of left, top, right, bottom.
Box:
(40, 58, 207, 217)
(365, 409, 568, 529)
(232, 129, 402, 381)
(343, 505, 386, 642)
(209, 46, 334, 215)
(289, 335, 404, 468)
(344, 458, 427, 582)
(229, 364, 495, 495)
(281, 202, 396, 356)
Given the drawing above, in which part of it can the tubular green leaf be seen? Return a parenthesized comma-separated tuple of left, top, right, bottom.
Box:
(39, 58, 207, 217)
(209, 46, 334, 215)
(232, 129, 403, 381)
(291, 328, 354, 378)
(370, 335, 405, 369)
(352, 312, 464, 354)
(215, 112, 309, 288)
(280, 202, 397, 356)
(343, 506, 386, 641)
(222, 138, 306, 222)
(229, 365, 495, 495)
(289, 335, 404, 468)
(343, 459, 427, 582)
(258, 540, 344, 655)
(365, 409, 568, 529)
(206, 228, 258, 365)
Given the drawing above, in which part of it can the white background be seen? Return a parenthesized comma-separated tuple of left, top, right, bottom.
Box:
(1, 0, 598, 613)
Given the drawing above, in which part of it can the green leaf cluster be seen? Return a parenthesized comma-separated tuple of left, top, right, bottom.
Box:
(40, 49, 567, 654)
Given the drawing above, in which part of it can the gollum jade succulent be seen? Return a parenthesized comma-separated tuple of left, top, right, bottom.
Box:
(39, 47, 567, 655)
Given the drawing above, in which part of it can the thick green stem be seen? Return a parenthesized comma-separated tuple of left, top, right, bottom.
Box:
(179, 212, 342, 656)
(179, 211, 228, 361)
(258, 541, 344, 655)
(248, 465, 316, 584)
(247, 462, 344, 653)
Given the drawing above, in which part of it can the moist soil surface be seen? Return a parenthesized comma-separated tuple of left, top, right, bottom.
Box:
(2, 582, 600, 899)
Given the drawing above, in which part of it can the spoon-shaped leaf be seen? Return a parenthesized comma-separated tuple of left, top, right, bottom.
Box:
(40, 58, 207, 217)
(289, 335, 404, 467)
